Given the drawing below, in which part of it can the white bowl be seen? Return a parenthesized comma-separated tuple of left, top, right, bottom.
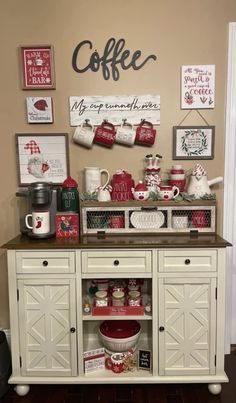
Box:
(170, 173, 185, 180)
(99, 321, 141, 353)
(99, 329, 141, 352)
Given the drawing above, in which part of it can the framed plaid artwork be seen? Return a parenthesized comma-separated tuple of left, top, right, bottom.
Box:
(15, 133, 69, 186)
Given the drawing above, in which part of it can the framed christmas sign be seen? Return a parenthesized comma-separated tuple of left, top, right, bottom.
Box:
(181, 65, 215, 109)
(15, 133, 69, 186)
(20, 45, 55, 89)
(173, 126, 215, 160)
(26, 97, 53, 123)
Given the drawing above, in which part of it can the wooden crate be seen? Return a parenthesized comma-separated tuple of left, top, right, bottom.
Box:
(80, 200, 216, 235)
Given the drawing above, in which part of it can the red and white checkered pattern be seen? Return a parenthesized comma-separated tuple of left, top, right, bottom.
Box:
(24, 140, 40, 155)
(192, 164, 206, 177)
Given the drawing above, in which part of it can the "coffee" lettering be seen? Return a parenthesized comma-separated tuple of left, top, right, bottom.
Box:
(72, 38, 157, 81)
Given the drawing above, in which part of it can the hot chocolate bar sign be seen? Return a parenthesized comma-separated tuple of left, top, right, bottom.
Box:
(69, 95, 160, 126)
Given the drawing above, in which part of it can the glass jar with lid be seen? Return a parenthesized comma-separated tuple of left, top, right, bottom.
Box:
(112, 290, 125, 307)
(128, 290, 141, 306)
(95, 290, 108, 307)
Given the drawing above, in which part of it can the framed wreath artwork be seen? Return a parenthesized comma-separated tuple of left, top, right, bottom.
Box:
(173, 126, 215, 160)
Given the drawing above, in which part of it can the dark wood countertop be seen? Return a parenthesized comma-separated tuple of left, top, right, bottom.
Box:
(1, 233, 232, 250)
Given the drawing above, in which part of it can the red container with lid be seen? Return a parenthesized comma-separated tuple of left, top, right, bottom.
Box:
(111, 170, 134, 201)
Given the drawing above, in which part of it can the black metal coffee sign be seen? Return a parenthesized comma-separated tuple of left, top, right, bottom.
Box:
(72, 38, 157, 81)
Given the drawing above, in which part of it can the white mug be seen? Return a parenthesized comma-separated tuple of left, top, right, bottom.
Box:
(97, 189, 111, 202)
(172, 215, 188, 229)
(84, 167, 110, 193)
(157, 185, 180, 201)
(116, 123, 136, 146)
(73, 123, 95, 148)
(25, 211, 50, 235)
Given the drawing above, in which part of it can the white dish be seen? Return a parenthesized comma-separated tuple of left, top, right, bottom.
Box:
(130, 211, 165, 229)
(99, 329, 141, 353)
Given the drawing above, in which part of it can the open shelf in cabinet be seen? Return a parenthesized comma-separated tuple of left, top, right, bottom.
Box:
(82, 278, 152, 318)
(80, 200, 216, 234)
(82, 320, 153, 377)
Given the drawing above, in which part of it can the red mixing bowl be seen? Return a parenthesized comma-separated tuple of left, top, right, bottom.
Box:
(100, 320, 140, 339)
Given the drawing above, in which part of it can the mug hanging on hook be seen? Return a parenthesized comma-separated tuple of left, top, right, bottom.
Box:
(116, 119, 136, 146)
(73, 119, 95, 148)
(135, 120, 156, 146)
(94, 120, 116, 147)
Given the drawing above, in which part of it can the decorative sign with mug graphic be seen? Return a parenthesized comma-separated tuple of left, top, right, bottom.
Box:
(69, 95, 160, 127)
(181, 65, 215, 109)
(20, 45, 55, 89)
(72, 38, 157, 81)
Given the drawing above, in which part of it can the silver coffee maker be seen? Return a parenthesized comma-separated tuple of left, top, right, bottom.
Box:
(16, 182, 58, 238)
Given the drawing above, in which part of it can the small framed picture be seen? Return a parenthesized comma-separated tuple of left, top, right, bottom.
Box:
(181, 65, 215, 109)
(26, 97, 53, 123)
(15, 133, 69, 186)
(20, 45, 55, 89)
(173, 126, 215, 160)
(56, 213, 79, 239)
(138, 350, 151, 371)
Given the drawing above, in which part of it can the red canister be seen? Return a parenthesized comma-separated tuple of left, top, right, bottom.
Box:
(111, 170, 135, 201)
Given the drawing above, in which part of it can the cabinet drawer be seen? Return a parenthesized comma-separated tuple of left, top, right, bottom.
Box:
(16, 251, 75, 273)
(159, 250, 217, 272)
(82, 251, 152, 274)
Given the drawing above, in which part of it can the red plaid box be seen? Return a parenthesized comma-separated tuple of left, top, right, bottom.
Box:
(56, 212, 79, 238)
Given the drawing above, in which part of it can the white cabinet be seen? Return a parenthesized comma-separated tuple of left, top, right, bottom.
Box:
(4, 236, 230, 396)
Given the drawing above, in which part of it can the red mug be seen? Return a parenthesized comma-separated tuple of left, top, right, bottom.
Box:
(109, 215, 125, 228)
(94, 120, 116, 147)
(192, 210, 207, 228)
(135, 120, 156, 146)
(105, 353, 124, 373)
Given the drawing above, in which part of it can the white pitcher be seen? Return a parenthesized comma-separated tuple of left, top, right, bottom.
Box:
(186, 175, 223, 199)
(84, 167, 110, 193)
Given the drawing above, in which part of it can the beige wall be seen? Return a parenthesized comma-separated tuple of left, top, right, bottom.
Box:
(1, 0, 236, 327)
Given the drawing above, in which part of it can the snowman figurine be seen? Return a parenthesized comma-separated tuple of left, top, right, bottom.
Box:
(132, 181, 149, 201)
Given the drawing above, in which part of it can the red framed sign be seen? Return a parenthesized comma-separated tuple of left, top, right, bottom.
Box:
(20, 45, 55, 89)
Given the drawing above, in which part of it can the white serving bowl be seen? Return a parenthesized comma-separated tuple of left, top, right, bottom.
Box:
(99, 320, 141, 352)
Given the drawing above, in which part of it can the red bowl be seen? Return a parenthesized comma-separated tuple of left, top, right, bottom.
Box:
(100, 320, 140, 339)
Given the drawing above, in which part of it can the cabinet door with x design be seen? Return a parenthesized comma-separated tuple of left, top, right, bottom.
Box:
(17, 278, 77, 377)
(158, 277, 216, 376)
